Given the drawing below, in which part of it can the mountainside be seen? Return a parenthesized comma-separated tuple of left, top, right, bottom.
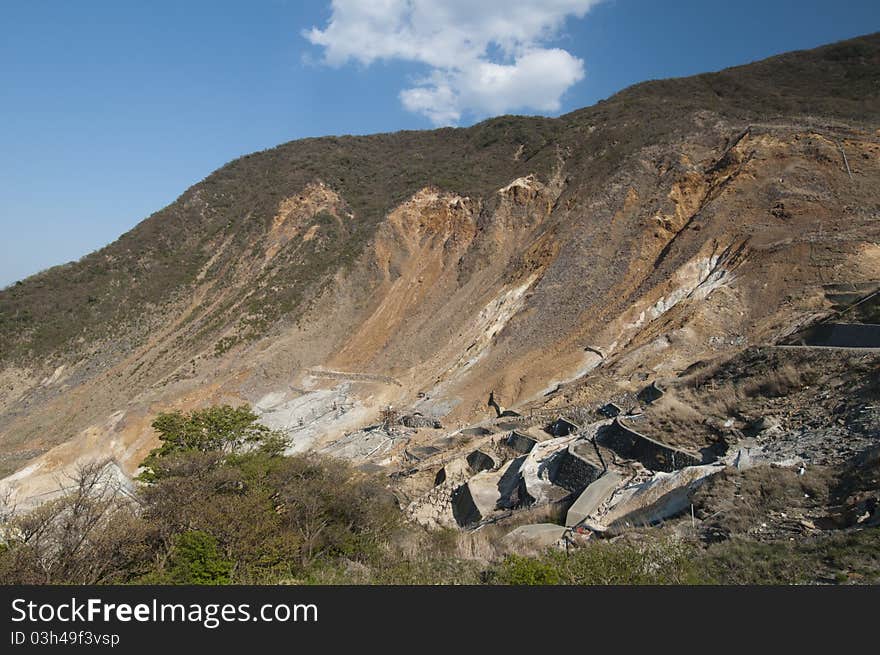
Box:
(1, 32, 879, 518)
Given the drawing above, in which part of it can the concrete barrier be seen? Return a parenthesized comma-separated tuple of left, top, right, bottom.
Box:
(823, 282, 879, 309)
(602, 465, 723, 528)
(405, 445, 441, 461)
(496, 456, 528, 510)
(598, 418, 701, 472)
(401, 413, 442, 429)
(434, 458, 471, 486)
(548, 416, 580, 436)
(518, 434, 582, 506)
(598, 403, 622, 418)
(304, 369, 402, 386)
(496, 421, 524, 431)
(451, 483, 482, 527)
(460, 426, 493, 437)
(565, 471, 623, 527)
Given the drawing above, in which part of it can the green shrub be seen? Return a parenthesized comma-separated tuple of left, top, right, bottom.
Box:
(495, 554, 563, 585)
(168, 531, 233, 585)
(489, 539, 701, 585)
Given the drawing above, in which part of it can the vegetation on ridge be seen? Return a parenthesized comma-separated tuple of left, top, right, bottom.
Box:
(2, 33, 879, 366)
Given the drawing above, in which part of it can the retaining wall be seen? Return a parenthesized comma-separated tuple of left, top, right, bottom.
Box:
(599, 418, 701, 472)
(792, 322, 880, 348)
(551, 441, 605, 493)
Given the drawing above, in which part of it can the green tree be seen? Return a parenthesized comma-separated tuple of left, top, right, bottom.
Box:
(167, 531, 233, 585)
(137, 405, 285, 482)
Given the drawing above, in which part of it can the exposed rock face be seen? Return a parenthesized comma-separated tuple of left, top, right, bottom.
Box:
(266, 182, 353, 261)
(2, 34, 880, 510)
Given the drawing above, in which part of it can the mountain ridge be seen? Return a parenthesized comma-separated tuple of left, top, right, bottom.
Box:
(4, 32, 879, 365)
(0, 32, 879, 509)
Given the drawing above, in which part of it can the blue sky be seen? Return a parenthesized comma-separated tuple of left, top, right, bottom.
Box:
(2, 0, 879, 288)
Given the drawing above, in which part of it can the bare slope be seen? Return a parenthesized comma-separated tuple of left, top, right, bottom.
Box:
(1, 33, 879, 505)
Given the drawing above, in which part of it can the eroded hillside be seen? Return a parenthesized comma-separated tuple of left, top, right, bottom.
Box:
(1, 34, 879, 524)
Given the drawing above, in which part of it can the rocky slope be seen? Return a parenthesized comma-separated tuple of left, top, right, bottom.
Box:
(1, 33, 879, 524)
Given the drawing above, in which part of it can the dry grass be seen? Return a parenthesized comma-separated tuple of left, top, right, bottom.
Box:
(636, 350, 831, 452)
(691, 464, 835, 535)
(740, 362, 818, 398)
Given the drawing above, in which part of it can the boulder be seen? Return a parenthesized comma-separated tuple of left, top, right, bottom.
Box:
(518, 434, 580, 505)
(503, 523, 568, 549)
(751, 416, 782, 434)
(433, 457, 471, 486)
(451, 461, 513, 527)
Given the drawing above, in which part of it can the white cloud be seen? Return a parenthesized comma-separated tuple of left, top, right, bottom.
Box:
(304, 0, 599, 125)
